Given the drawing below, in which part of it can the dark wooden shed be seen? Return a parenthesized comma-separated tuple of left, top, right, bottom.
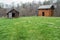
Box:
(7, 9, 19, 18)
(38, 5, 55, 16)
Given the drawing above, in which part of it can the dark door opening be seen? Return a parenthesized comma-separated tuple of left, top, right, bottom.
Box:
(12, 13, 15, 17)
(42, 12, 45, 16)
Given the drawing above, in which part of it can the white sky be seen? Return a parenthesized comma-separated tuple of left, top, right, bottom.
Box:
(0, 0, 45, 4)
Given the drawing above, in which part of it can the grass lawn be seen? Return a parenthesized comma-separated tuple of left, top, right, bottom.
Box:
(0, 16, 60, 40)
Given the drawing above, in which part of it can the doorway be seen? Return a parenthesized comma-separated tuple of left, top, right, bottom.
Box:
(12, 13, 15, 17)
(42, 12, 45, 16)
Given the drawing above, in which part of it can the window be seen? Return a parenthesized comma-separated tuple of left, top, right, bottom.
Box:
(42, 12, 45, 16)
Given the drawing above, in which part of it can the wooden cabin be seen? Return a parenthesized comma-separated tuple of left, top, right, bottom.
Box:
(38, 5, 55, 16)
(7, 9, 19, 18)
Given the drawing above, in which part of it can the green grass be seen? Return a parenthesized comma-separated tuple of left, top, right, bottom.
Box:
(0, 16, 60, 40)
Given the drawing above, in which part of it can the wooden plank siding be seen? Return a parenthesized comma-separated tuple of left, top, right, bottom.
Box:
(38, 9, 54, 16)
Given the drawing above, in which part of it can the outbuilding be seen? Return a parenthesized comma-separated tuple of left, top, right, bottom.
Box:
(38, 5, 55, 16)
(7, 9, 19, 18)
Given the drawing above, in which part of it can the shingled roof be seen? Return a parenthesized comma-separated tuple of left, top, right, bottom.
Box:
(38, 5, 55, 9)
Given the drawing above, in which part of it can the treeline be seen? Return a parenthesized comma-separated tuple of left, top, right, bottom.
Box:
(0, 0, 60, 17)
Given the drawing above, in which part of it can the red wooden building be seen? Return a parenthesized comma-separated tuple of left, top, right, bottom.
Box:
(38, 5, 55, 16)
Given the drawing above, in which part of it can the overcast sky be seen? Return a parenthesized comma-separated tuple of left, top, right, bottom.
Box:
(0, 0, 46, 4)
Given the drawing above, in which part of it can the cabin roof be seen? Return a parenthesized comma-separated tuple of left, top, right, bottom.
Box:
(38, 5, 55, 9)
(7, 9, 19, 13)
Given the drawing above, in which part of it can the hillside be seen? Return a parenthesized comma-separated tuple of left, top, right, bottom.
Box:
(0, 16, 60, 40)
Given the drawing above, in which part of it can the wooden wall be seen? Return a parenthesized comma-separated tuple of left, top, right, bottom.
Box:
(38, 9, 54, 16)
